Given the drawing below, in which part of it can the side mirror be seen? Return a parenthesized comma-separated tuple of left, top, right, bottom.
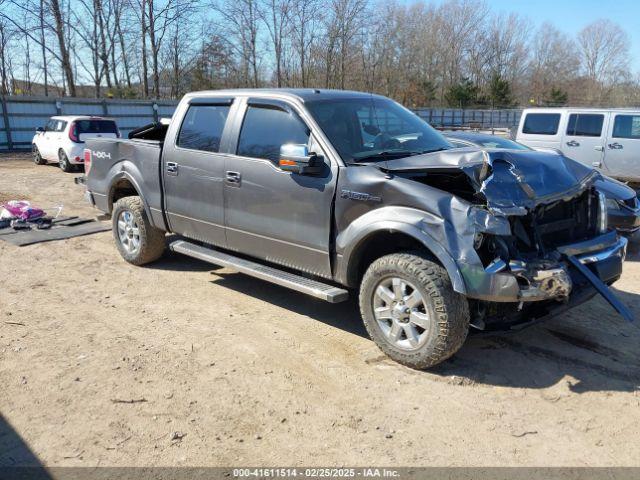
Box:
(36, 127, 45, 133)
(279, 144, 323, 175)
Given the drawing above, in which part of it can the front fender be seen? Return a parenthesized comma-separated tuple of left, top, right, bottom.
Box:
(335, 206, 467, 294)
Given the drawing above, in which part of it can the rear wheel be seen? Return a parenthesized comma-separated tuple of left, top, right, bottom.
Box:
(112, 196, 166, 265)
(58, 150, 73, 172)
(359, 252, 469, 369)
(33, 146, 46, 165)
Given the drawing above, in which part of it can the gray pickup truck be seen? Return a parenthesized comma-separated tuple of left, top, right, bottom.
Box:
(82, 89, 632, 369)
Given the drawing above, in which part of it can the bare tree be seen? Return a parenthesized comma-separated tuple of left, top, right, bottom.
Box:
(578, 19, 630, 85)
(213, 0, 262, 87)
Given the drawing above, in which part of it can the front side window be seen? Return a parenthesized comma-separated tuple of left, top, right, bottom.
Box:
(177, 105, 230, 152)
(612, 115, 640, 139)
(522, 113, 561, 135)
(237, 105, 310, 162)
(306, 97, 450, 163)
(566, 114, 604, 137)
(45, 120, 57, 131)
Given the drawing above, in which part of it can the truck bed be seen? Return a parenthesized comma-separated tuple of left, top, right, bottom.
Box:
(85, 136, 166, 230)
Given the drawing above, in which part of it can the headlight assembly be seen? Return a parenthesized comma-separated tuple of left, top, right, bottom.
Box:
(605, 197, 621, 211)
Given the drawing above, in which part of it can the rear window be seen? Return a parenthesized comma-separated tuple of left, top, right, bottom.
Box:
(76, 120, 118, 134)
(612, 115, 640, 139)
(566, 114, 604, 137)
(177, 105, 230, 152)
(522, 113, 561, 135)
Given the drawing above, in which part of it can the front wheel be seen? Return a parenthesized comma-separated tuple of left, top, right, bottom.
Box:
(112, 196, 166, 265)
(359, 252, 469, 369)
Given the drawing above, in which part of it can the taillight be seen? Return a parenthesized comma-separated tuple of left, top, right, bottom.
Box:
(69, 122, 80, 142)
(83, 149, 92, 174)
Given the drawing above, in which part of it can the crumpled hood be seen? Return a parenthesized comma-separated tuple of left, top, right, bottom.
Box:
(381, 148, 601, 215)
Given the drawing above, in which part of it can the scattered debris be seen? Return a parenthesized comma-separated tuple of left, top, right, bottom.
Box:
(170, 431, 186, 442)
(4, 321, 25, 326)
(110, 398, 147, 404)
(62, 450, 85, 459)
(511, 430, 538, 438)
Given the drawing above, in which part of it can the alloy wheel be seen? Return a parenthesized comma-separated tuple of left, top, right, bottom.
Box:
(372, 277, 430, 350)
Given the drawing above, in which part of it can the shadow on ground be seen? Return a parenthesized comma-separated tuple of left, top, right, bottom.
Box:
(0, 414, 51, 478)
(150, 250, 640, 394)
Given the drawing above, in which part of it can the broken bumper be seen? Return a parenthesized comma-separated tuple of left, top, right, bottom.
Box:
(460, 231, 627, 303)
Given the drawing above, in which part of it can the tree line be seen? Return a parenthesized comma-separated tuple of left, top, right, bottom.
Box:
(0, 0, 637, 107)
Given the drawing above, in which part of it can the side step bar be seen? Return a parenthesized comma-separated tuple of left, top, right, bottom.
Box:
(169, 239, 349, 303)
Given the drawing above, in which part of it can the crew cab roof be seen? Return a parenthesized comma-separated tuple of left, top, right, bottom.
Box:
(182, 88, 387, 103)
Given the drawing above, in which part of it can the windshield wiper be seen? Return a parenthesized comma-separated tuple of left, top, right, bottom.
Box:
(411, 147, 449, 155)
(352, 150, 418, 163)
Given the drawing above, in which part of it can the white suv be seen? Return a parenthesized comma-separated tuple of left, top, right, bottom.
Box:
(32, 116, 120, 172)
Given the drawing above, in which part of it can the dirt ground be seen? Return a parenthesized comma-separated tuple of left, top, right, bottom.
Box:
(1, 152, 640, 468)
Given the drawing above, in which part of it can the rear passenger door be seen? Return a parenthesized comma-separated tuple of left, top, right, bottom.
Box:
(223, 98, 337, 279)
(561, 112, 608, 170)
(162, 98, 233, 247)
(603, 113, 640, 181)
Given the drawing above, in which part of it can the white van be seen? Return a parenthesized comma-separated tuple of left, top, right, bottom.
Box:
(515, 108, 640, 183)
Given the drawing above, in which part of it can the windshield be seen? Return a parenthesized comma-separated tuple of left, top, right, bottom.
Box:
(306, 97, 451, 163)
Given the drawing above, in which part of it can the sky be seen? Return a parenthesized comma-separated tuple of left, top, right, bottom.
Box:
(429, 0, 640, 72)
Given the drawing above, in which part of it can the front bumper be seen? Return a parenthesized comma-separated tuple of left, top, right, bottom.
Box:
(460, 231, 627, 303)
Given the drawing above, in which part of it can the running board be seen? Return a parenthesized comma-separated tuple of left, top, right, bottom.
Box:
(169, 240, 349, 303)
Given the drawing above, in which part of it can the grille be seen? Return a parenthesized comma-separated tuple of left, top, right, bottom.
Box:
(510, 189, 598, 253)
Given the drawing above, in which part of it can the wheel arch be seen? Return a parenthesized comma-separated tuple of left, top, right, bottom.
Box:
(107, 172, 152, 222)
(337, 221, 466, 295)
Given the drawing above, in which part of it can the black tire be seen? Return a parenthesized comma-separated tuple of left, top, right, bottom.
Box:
(359, 252, 469, 369)
(33, 145, 46, 165)
(112, 196, 166, 265)
(58, 150, 73, 172)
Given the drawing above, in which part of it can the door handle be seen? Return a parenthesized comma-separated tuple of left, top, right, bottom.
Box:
(594, 146, 604, 152)
(166, 161, 178, 175)
(592, 161, 602, 168)
(566, 140, 580, 147)
(226, 171, 241, 185)
(608, 142, 623, 150)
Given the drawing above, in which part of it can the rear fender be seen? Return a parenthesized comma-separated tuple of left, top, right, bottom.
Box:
(107, 162, 155, 226)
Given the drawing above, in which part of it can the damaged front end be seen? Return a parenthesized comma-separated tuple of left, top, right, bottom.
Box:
(381, 148, 632, 330)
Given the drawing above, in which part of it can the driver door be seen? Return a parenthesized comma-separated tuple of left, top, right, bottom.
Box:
(223, 98, 338, 279)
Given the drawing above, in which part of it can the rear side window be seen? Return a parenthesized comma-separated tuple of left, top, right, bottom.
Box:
(566, 114, 604, 137)
(177, 105, 230, 152)
(522, 113, 561, 135)
(55, 121, 67, 132)
(237, 105, 310, 162)
(76, 120, 118, 134)
(612, 115, 640, 139)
